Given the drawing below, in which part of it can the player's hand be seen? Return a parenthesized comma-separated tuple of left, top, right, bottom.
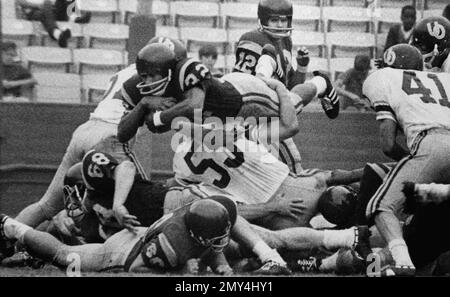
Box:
(52, 210, 81, 237)
(374, 58, 384, 69)
(296, 47, 310, 67)
(184, 258, 201, 274)
(214, 264, 234, 276)
(269, 193, 306, 219)
(259, 76, 285, 91)
(141, 96, 176, 112)
(113, 205, 141, 233)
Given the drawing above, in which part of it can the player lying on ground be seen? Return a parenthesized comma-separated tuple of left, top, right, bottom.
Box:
(169, 76, 362, 230)
(0, 194, 371, 275)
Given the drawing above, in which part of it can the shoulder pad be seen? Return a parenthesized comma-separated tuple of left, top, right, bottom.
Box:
(175, 58, 211, 92)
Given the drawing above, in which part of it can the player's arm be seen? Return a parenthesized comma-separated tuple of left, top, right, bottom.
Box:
(379, 118, 409, 161)
(160, 87, 205, 126)
(112, 161, 141, 233)
(238, 194, 305, 221)
(287, 47, 309, 89)
(199, 250, 233, 275)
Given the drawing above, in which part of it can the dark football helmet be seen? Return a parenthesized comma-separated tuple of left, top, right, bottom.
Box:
(382, 44, 424, 71)
(258, 0, 293, 38)
(147, 36, 187, 61)
(317, 185, 358, 227)
(136, 43, 178, 96)
(185, 196, 237, 253)
(410, 16, 450, 69)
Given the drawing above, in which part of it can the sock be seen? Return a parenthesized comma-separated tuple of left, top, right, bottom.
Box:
(4, 218, 32, 243)
(308, 76, 327, 97)
(322, 228, 355, 250)
(252, 240, 286, 265)
(319, 251, 339, 272)
(388, 239, 414, 267)
(53, 29, 62, 40)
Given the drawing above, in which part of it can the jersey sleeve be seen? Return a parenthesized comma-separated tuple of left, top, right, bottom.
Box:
(176, 58, 212, 93)
(81, 150, 119, 192)
(233, 32, 263, 75)
(362, 70, 397, 123)
(120, 74, 143, 112)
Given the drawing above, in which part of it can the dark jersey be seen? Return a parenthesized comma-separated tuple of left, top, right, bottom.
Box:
(81, 149, 167, 228)
(121, 58, 244, 121)
(234, 29, 295, 86)
(124, 203, 209, 271)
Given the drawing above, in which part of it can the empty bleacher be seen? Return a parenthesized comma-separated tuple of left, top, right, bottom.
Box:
(1, 0, 447, 103)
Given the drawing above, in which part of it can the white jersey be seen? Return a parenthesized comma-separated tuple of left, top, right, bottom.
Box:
(89, 64, 136, 125)
(173, 123, 290, 205)
(363, 68, 450, 150)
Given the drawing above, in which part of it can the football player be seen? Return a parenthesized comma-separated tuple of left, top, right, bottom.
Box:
(170, 76, 362, 231)
(118, 42, 337, 145)
(410, 16, 450, 73)
(232, 0, 339, 174)
(0, 197, 239, 274)
(363, 43, 450, 276)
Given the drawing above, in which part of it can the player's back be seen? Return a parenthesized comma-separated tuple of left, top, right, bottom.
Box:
(173, 123, 290, 204)
(90, 64, 137, 124)
(364, 68, 450, 149)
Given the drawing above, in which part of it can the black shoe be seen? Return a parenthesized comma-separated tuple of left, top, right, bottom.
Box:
(288, 256, 321, 273)
(75, 12, 91, 24)
(0, 214, 15, 259)
(313, 71, 339, 119)
(58, 29, 72, 48)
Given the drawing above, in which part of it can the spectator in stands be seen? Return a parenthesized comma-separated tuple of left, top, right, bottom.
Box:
(199, 44, 223, 78)
(443, 4, 450, 21)
(16, 0, 91, 48)
(1, 41, 37, 101)
(384, 5, 417, 53)
(335, 55, 371, 112)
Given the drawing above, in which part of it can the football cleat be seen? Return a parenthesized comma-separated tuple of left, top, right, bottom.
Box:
(0, 214, 15, 259)
(313, 71, 339, 119)
(288, 256, 321, 273)
(352, 225, 372, 262)
(253, 260, 292, 276)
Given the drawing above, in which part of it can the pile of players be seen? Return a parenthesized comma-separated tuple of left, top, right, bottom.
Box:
(2, 0, 450, 277)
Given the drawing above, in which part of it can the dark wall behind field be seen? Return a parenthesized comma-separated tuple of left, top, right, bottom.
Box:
(0, 102, 391, 215)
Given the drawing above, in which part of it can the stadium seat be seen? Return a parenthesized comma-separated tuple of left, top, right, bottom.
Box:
(172, 1, 220, 28)
(291, 31, 326, 57)
(83, 23, 129, 51)
(327, 32, 376, 58)
(81, 74, 111, 103)
(378, 0, 415, 8)
(423, 9, 445, 18)
(73, 49, 124, 75)
(36, 22, 83, 48)
(376, 8, 402, 34)
(424, 0, 448, 10)
(330, 57, 354, 80)
(227, 28, 249, 52)
(292, 0, 321, 6)
(323, 6, 373, 32)
(155, 26, 180, 40)
(21, 46, 72, 73)
(180, 27, 228, 54)
(2, 0, 17, 19)
(120, 0, 170, 25)
(221, 3, 258, 29)
(292, 5, 321, 32)
(78, 0, 119, 23)
(33, 72, 82, 103)
(376, 32, 388, 55)
(325, 0, 369, 7)
(2, 19, 35, 47)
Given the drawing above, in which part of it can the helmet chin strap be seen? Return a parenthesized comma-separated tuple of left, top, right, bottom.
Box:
(137, 70, 172, 96)
(423, 44, 439, 69)
(258, 19, 293, 38)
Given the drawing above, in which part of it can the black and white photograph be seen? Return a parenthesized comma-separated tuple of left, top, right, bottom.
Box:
(1, 0, 450, 287)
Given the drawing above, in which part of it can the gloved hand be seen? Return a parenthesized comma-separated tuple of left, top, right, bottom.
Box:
(296, 47, 310, 72)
